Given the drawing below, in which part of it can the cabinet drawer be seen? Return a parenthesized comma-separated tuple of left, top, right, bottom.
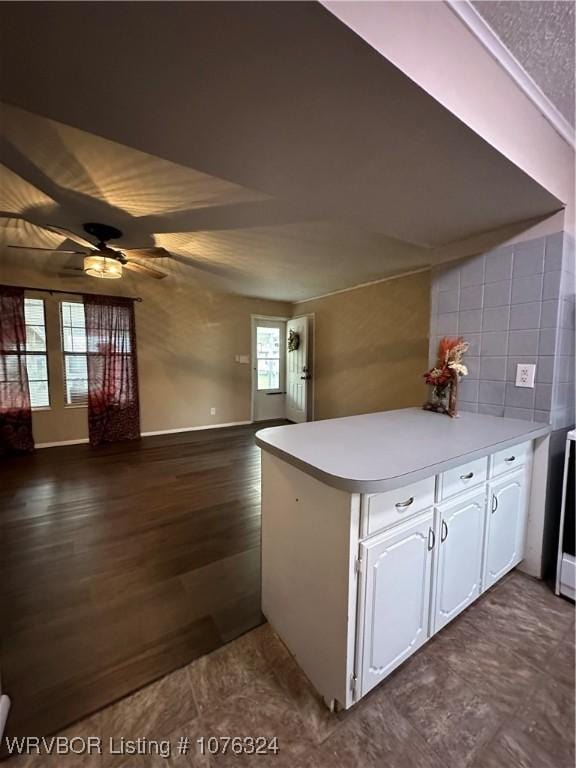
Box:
(362, 476, 435, 537)
(491, 442, 530, 478)
(439, 456, 488, 501)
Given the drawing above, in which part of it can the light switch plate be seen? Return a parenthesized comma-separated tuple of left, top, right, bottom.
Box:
(515, 363, 536, 388)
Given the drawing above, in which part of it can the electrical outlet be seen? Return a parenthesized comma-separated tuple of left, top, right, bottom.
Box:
(210, 407, 216, 416)
(515, 363, 536, 388)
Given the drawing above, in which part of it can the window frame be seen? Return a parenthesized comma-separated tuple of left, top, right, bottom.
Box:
(255, 322, 283, 393)
(60, 300, 89, 408)
(24, 296, 51, 410)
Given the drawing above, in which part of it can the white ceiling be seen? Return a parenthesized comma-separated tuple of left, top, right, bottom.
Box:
(0, 2, 564, 301)
(0, 105, 429, 301)
(473, 1, 575, 126)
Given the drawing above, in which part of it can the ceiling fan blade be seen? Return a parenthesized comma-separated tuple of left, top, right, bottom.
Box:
(43, 225, 95, 250)
(123, 246, 172, 259)
(0, 211, 27, 223)
(58, 270, 86, 278)
(124, 261, 167, 280)
(7, 244, 88, 254)
(0, 213, 96, 249)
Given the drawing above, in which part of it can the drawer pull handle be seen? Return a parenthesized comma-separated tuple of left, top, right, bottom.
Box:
(441, 520, 449, 542)
(492, 494, 498, 514)
(460, 472, 474, 480)
(395, 497, 415, 510)
(504, 456, 516, 463)
(428, 527, 435, 551)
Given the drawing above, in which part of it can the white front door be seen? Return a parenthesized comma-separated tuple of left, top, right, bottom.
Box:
(286, 315, 310, 423)
(252, 319, 286, 422)
(434, 489, 486, 632)
(359, 510, 434, 698)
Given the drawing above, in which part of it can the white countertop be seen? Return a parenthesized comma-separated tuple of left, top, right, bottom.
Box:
(255, 408, 551, 492)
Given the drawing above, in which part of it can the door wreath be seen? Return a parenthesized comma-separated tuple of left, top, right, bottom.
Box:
(288, 329, 300, 352)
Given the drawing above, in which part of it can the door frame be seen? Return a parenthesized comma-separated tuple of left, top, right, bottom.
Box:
(286, 312, 316, 423)
(303, 312, 316, 422)
(250, 313, 316, 424)
(250, 314, 289, 423)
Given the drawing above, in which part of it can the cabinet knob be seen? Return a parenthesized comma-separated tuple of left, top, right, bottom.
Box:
(395, 496, 414, 510)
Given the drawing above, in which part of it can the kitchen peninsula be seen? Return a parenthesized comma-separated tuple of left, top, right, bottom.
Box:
(256, 408, 551, 711)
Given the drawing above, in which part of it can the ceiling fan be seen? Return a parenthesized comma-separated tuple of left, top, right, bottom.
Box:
(6, 220, 170, 280)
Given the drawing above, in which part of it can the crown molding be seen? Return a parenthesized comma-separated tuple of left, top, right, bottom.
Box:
(446, 1, 575, 148)
(293, 267, 430, 304)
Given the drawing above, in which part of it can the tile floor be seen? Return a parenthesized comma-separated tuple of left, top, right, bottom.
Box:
(5, 571, 575, 768)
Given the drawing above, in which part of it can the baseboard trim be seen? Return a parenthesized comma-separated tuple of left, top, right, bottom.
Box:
(0, 695, 11, 743)
(34, 421, 255, 448)
(36, 438, 90, 449)
(141, 420, 253, 437)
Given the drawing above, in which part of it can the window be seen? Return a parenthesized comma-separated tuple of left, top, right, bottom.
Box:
(24, 298, 50, 408)
(60, 301, 88, 405)
(256, 326, 281, 390)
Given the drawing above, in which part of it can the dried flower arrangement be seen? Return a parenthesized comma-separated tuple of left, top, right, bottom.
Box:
(423, 336, 469, 417)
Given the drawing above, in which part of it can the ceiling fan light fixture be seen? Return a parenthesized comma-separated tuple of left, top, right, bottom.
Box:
(84, 255, 123, 279)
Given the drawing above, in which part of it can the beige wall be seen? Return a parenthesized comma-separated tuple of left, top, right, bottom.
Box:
(2, 254, 430, 443)
(1, 255, 289, 444)
(296, 271, 431, 421)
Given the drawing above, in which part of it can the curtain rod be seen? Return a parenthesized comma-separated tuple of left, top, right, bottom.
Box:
(2, 284, 143, 302)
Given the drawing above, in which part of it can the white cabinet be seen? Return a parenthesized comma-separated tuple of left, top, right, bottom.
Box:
(261, 432, 536, 712)
(491, 441, 530, 478)
(358, 510, 434, 697)
(361, 476, 435, 537)
(434, 489, 486, 632)
(484, 469, 527, 590)
(438, 456, 488, 501)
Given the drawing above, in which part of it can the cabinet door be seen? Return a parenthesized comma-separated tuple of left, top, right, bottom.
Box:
(434, 489, 486, 632)
(484, 470, 527, 590)
(358, 510, 434, 698)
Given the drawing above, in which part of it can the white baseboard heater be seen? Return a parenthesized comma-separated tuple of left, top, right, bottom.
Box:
(556, 430, 575, 600)
(0, 694, 11, 742)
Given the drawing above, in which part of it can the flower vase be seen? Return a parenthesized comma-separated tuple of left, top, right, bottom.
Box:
(447, 373, 459, 417)
(424, 383, 450, 414)
(423, 336, 469, 418)
(434, 385, 448, 412)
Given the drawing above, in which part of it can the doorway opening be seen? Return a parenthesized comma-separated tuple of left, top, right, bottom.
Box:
(251, 315, 313, 423)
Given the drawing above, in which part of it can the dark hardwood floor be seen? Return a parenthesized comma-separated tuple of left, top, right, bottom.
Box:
(0, 422, 286, 740)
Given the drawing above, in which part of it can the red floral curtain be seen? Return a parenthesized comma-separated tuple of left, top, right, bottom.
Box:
(0, 285, 34, 455)
(84, 295, 140, 446)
